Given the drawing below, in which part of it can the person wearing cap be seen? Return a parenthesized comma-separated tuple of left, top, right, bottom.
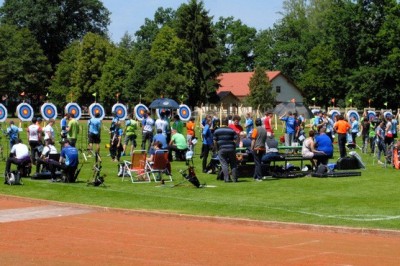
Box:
(6, 120, 19, 148)
(279, 111, 296, 152)
(49, 139, 79, 182)
(251, 118, 267, 181)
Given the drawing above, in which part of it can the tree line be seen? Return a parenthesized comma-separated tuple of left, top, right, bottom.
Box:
(0, 0, 399, 113)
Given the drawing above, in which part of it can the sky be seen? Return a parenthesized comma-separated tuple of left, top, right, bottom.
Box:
(0, 0, 284, 42)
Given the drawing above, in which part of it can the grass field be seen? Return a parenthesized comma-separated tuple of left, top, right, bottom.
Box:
(1, 119, 400, 231)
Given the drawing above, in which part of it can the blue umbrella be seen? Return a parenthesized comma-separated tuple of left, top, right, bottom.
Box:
(149, 98, 179, 109)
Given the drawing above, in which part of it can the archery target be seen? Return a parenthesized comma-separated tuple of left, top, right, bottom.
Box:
(89, 103, 105, 120)
(40, 103, 58, 120)
(65, 103, 82, 120)
(311, 108, 320, 115)
(112, 103, 127, 120)
(384, 111, 393, 119)
(346, 110, 360, 121)
(178, 104, 191, 121)
(328, 109, 340, 120)
(0, 103, 7, 122)
(16, 103, 34, 122)
(367, 110, 376, 121)
(134, 104, 148, 121)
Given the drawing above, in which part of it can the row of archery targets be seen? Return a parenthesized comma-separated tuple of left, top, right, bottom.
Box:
(0, 102, 192, 123)
(310, 106, 399, 122)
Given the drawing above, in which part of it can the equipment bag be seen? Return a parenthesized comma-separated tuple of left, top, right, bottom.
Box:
(336, 156, 360, 170)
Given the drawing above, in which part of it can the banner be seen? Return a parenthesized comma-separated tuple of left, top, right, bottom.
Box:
(134, 103, 148, 121)
(89, 103, 105, 120)
(40, 103, 58, 120)
(65, 103, 82, 120)
(178, 104, 191, 122)
(16, 102, 34, 122)
(111, 103, 127, 120)
(0, 103, 7, 122)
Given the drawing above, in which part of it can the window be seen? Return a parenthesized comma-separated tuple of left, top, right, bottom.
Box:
(276, 86, 281, 93)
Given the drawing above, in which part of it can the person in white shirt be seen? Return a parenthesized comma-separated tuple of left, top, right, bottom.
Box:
(5, 139, 30, 182)
(35, 138, 58, 174)
(43, 119, 55, 141)
(27, 117, 42, 164)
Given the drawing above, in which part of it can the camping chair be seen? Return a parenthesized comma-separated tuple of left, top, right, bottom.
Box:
(146, 150, 173, 182)
(122, 150, 149, 183)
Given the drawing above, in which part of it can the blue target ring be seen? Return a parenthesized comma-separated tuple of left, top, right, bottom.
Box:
(328, 110, 340, 121)
(17, 103, 34, 122)
(347, 110, 359, 121)
(367, 111, 376, 121)
(384, 111, 393, 119)
(41, 103, 58, 120)
(112, 103, 127, 120)
(0, 103, 7, 122)
(89, 103, 105, 120)
(178, 104, 191, 121)
(65, 103, 82, 120)
(134, 104, 148, 121)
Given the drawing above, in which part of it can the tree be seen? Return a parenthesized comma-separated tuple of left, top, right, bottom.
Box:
(0, 0, 110, 68)
(214, 16, 257, 72)
(246, 67, 275, 111)
(175, 0, 222, 107)
(0, 24, 51, 109)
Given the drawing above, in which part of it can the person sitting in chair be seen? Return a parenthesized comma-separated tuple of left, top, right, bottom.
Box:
(49, 139, 79, 182)
(314, 127, 333, 165)
(168, 129, 188, 161)
(4, 138, 30, 183)
(34, 138, 58, 175)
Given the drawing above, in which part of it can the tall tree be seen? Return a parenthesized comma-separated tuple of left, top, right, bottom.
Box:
(0, 24, 51, 108)
(246, 67, 275, 111)
(175, 0, 222, 107)
(0, 0, 110, 68)
(214, 16, 257, 72)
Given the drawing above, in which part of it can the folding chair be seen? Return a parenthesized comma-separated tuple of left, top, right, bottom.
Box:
(146, 150, 173, 182)
(122, 150, 149, 183)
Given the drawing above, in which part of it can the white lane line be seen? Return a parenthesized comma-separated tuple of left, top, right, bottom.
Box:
(0, 206, 92, 223)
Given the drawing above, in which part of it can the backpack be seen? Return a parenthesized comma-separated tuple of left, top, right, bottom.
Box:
(5, 171, 22, 185)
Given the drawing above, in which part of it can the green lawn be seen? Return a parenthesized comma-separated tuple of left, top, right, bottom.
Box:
(1, 119, 400, 231)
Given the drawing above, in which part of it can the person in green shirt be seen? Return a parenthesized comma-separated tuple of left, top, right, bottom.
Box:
(168, 129, 188, 161)
(171, 114, 184, 134)
(122, 114, 138, 156)
(66, 113, 80, 147)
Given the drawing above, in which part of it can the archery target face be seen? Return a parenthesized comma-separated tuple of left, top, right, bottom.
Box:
(134, 104, 148, 121)
(347, 110, 359, 121)
(328, 110, 340, 120)
(40, 103, 58, 120)
(65, 103, 82, 120)
(89, 103, 105, 120)
(367, 111, 376, 121)
(112, 103, 127, 120)
(0, 104, 7, 122)
(17, 103, 34, 121)
(178, 104, 191, 121)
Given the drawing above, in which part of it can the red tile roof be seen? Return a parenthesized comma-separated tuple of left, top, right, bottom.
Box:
(217, 71, 281, 97)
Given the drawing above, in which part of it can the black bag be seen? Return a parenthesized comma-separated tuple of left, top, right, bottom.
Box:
(336, 156, 360, 170)
(5, 171, 22, 185)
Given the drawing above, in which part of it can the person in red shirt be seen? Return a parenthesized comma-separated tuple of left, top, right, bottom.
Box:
(228, 115, 243, 135)
(264, 111, 274, 134)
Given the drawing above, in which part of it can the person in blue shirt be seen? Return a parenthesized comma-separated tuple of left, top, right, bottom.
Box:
(60, 113, 68, 142)
(279, 111, 296, 150)
(244, 113, 254, 137)
(152, 129, 168, 149)
(314, 128, 333, 165)
(49, 139, 79, 182)
(6, 121, 20, 148)
(88, 112, 102, 159)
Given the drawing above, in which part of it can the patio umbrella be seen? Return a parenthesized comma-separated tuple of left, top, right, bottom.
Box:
(149, 98, 180, 109)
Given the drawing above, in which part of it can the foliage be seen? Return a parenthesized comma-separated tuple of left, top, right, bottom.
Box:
(175, 0, 222, 107)
(0, 24, 51, 105)
(246, 67, 275, 111)
(0, 0, 110, 68)
(214, 16, 257, 72)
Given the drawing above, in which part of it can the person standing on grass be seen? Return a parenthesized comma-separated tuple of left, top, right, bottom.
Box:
(229, 115, 243, 136)
(263, 110, 274, 135)
(141, 110, 154, 152)
(27, 117, 42, 164)
(66, 113, 79, 147)
(350, 116, 359, 147)
(279, 111, 296, 150)
(88, 112, 102, 160)
(251, 118, 267, 181)
(186, 117, 196, 148)
(43, 119, 55, 142)
(122, 114, 138, 156)
(110, 121, 123, 162)
(201, 117, 213, 173)
(245, 113, 254, 138)
(6, 120, 19, 148)
(213, 118, 238, 183)
(333, 115, 351, 158)
(375, 121, 386, 165)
